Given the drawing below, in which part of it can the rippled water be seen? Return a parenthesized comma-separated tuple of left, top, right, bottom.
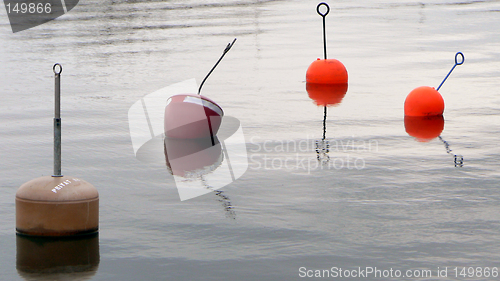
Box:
(1, 0, 500, 280)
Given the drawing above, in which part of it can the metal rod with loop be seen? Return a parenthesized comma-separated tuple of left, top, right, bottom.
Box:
(436, 52, 464, 91)
(317, 2, 330, 60)
(198, 38, 237, 95)
(53, 63, 63, 177)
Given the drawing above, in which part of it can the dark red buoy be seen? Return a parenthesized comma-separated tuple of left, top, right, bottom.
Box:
(164, 39, 236, 140)
(164, 94, 223, 139)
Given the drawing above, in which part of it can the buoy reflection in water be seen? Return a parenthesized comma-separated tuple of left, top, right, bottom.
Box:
(164, 136, 235, 218)
(16, 233, 99, 281)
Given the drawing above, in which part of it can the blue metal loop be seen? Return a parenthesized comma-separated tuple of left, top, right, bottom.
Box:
(436, 52, 465, 91)
(317, 2, 330, 17)
(455, 52, 464, 65)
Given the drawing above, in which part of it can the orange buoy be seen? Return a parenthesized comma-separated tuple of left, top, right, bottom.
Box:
(404, 86, 444, 117)
(306, 58, 348, 84)
(306, 82, 348, 106)
(404, 52, 464, 117)
(306, 3, 348, 85)
(404, 115, 444, 142)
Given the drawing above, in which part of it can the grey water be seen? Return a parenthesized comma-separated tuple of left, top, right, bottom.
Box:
(1, 0, 500, 280)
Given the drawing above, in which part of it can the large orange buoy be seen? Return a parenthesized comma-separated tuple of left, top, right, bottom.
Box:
(306, 3, 348, 85)
(306, 58, 348, 84)
(404, 86, 444, 117)
(404, 115, 444, 142)
(404, 52, 464, 117)
(306, 82, 348, 106)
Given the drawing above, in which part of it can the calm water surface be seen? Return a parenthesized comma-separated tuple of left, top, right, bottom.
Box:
(1, 0, 500, 280)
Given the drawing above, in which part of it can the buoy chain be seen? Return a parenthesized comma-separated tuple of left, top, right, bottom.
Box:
(439, 136, 463, 168)
(214, 189, 236, 220)
(214, 189, 229, 201)
(442, 141, 452, 154)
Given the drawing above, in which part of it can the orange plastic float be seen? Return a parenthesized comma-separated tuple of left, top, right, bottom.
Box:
(404, 52, 464, 116)
(404, 86, 444, 117)
(306, 2, 348, 86)
(306, 58, 348, 84)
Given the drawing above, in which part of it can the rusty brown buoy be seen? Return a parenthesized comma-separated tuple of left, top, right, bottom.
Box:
(15, 64, 99, 236)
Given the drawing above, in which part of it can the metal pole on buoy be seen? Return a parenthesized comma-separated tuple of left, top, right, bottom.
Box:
(306, 2, 348, 85)
(53, 63, 63, 177)
(198, 38, 237, 95)
(404, 52, 465, 116)
(436, 52, 464, 91)
(317, 2, 329, 60)
(15, 64, 99, 237)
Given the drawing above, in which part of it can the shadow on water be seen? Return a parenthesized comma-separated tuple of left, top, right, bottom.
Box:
(16, 233, 99, 281)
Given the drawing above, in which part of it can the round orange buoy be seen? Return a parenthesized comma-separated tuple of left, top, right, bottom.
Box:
(404, 86, 445, 117)
(306, 58, 348, 84)
(306, 82, 348, 106)
(16, 176, 99, 236)
(404, 115, 444, 142)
